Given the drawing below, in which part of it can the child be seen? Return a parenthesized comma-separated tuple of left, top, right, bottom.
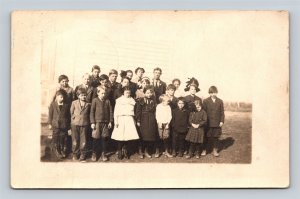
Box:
(132, 67, 145, 88)
(56, 74, 74, 105)
(184, 78, 201, 112)
(172, 78, 185, 98)
(185, 100, 207, 159)
(166, 84, 178, 110)
(70, 88, 91, 162)
(48, 90, 71, 159)
(135, 86, 158, 158)
(90, 65, 101, 88)
(92, 74, 111, 99)
(113, 71, 131, 100)
(135, 77, 150, 100)
(107, 69, 120, 110)
(74, 73, 94, 103)
(202, 86, 225, 157)
(126, 70, 137, 98)
(90, 86, 113, 162)
(155, 94, 173, 158)
(111, 87, 139, 160)
(171, 97, 189, 157)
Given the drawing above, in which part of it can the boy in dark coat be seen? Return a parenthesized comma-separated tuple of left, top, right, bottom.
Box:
(70, 88, 91, 162)
(202, 86, 225, 157)
(90, 86, 113, 162)
(48, 90, 71, 159)
(171, 97, 189, 157)
(90, 65, 101, 88)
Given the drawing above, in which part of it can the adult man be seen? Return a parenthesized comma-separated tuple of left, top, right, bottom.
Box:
(152, 67, 167, 103)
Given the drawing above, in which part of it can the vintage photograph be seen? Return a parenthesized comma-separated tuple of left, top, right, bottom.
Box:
(11, 11, 288, 188)
(38, 11, 252, 164)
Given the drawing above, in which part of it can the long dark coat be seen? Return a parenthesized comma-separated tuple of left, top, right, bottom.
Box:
(48, 101, 71, 130)
(202, 97, 225, 127)
(135, 97, 158, 141)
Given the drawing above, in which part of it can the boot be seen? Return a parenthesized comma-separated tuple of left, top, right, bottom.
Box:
(164, 150, 173, 158)
(195, 151, 200, 159)
(213, 148, 219, 157)
(101, 152, 108, 162)
(91, 152, 97, 162)
(144, 147, 152, 158)
(154, 147, 160, 158)
(138, 147, 144, 159)
(201, 149, 207, 156)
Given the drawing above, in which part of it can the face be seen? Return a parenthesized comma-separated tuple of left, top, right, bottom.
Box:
(100, 79, 108, 87)
(177, 100, 184, 109)
(78, 93, 87, 101)
(173, 81, 180, 89)
(123, 90, 131, 98)
(141, 80, 150, 88)
(126, 72, 133, 80)
(109, 74, 117, 83)
(97, 89, 106, 99)
(210, 92, 217, 98)
(196, 104, 202, 111)
(56, 94, 64, 103)
(121, 78, 130, 87)
(167, 89, 175, 96)
(153, 70, 161, 80)
(144, 89, 153, 98)
(82, 75, 90, 85)
(136, 69, 144, 78)
(189, 86, 197, 95)
(60, 79, 69, 88)
(162, 100, 169, 106)
(92, 69, 100, 77)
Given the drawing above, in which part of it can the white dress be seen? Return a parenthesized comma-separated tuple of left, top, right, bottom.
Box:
(111, 96, 140, 141)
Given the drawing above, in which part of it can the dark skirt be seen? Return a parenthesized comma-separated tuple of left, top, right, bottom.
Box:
(140, 112, 158, 141)
(185, 127, 204, 143)
(207, 127, 222, 138)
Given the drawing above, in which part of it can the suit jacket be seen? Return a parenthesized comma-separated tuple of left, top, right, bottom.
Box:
(90, 97, 113, 124)
(171, 108, 189, 133)
(151, 79, 167, 103)
(202, 97, 225, 127)
(74, 84, 94, 103)
(107, 81, 120, 109)
(48, 101, 71, 129)
(70, 100, 91, 126)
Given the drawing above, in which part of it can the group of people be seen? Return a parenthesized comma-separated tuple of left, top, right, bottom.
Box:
(47, 65, 225, 162)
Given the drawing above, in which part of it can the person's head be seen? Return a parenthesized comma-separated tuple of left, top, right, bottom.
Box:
(208, 86, 218, 98)
(126, 70, 133, 80)
(121, 77, 130, 88)
(135, 67, 145, 78)
(82, 73, 90, 85)
(194, 100, 202, 112)
(76, 88, 87, 102)
(189, 85, 198, 95)
(153, 67, 162, 80)
(97, 86, 106, 100)
(55, 90, 65, 103)
(91, 65, 101, 77)
(159, 94, 170, 106)
(167, 84, 176, 97)
(172, 78, 181, 90)
(141, 77, 150, 89)
(108, 69, 118, 83)
(143, 86, 154, 99)
(122, 86, 131, 98)
(177, 97, 185, 110)
(58, 75, 69, 88)
(99, 74, 109, 87)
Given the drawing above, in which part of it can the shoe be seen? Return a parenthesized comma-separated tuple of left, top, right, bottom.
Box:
(60, 150, 67, 158)
(165, 151, 173, 158)
(138, 148, 144, 159)
(91, 153, 97, 162)
(201, 150, 207, 156)
(213, 149, 220, 157)
(195, 154, 200, 159)
(144, 151, 152, 158)
(72, 154, 79, 161)
(178, 152, 183, 157)
(54, 148, 62, 159)
(185, 154, 191, 159)
(79, 154, 86, 162)
(154, 148, 160, 158)
(101, 152, 108, 162)
(184, 150, 188, 155)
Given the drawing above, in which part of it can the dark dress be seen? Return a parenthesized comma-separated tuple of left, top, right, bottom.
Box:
(135, 98, 158, 141)
(184, 94, 202, 112)
(185, 109, 207, 143)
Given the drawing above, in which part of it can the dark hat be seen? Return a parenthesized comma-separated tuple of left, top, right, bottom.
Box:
(184, 77, 200, 92)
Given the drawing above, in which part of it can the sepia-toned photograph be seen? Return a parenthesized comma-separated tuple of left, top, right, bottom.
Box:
(11, 11, 289, 188)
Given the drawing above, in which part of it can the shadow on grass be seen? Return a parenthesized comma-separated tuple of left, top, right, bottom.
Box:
(218, 137, 235, 152)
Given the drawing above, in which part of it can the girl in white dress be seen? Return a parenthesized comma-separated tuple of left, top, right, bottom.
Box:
(111, 86, 139, 159)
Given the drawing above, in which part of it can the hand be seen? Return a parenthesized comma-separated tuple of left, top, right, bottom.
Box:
(108, 122, 112, 129)
(48, 124, 52, 130)
(137, 122, 140, 127)
(219, 122, 224, 127)
(91, 123, 96, 129)
(68, 130, 72, 136)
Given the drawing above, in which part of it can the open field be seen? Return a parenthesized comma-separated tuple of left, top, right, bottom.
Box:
(41, 111, 251, 163)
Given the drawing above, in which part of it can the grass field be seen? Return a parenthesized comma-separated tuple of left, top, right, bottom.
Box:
(41, 111, 251, 163)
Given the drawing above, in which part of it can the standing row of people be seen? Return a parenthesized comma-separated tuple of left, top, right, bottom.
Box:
(47, 65, 225, 162)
